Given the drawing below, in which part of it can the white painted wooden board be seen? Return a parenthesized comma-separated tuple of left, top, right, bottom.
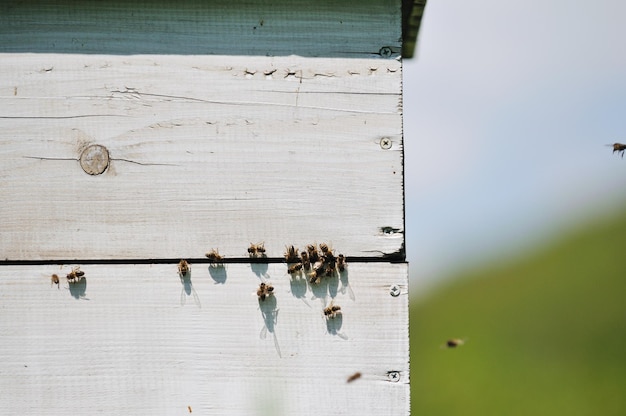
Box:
(0, 263, 408, 415)
(0, 54, 403, 261)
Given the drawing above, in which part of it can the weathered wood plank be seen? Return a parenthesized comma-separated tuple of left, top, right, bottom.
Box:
(0, 0, 402, 59)
(0, 54, 404, 261)
(0, 262, 409, 415)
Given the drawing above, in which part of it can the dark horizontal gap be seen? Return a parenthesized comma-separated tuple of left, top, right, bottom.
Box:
(0, 254, 405, 266)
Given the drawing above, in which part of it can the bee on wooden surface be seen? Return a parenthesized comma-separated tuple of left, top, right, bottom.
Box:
(608, 143, 626, 158)
(257, 282, 274, 301)
(287, 262, 303, 274)
(248, 242, 266, 258)
(205, 248, 224, 264)
(178, 259, 190, 276)
(50, 274, 60, 289)
(442, 338, 466, 348)
(300, 251, 311, 269)
(323, 301, 342, 319)
(308, 272, 321, 285)
(308, 260, 325, 284)
(306, 244, 320, 263)
(66, 267, 85, 283)
(284, 245, 299, 263)
(346, 372, 362, 383)
(337, 254, 346, 272)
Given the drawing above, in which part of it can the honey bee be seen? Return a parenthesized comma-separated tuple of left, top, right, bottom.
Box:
(50, 274, 60, 288)
(346, 372, 362, 383)
(66, 267, 85, 283)
(308, 260, 325, 283)
(306, 244, 320, 263)
(284, 245, 299, 263)
(178, 259, 190, 276)
(308, 272, 321, 285)
(300, 251, 311, 269)
(257, 282, 274, 301)
(608, 143, 626, 158)
(248, 242, 266, 258)
(205, 248, 224, 263)
(337, 254, 346, 272)
(323, 301, 342, 319)
(188, 405, 192, 413)
(443, 338, 466, 348)
(319, 243, 331, 254)
(287, 262, 303, 274)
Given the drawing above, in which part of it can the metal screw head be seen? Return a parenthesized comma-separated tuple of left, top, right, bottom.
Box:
(380, 137, 392, 150)
(387, 371, 400, 382)
(389, 285, 401, 297)
(379, 47, 393, 58)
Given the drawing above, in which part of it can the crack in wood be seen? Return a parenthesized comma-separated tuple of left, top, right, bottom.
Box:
(22, 155, 178, 167)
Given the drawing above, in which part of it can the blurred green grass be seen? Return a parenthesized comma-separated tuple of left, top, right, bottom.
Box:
(410, 208, 626, 415)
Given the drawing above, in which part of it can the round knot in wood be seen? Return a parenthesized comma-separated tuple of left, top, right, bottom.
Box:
(80, 144, 109, 175)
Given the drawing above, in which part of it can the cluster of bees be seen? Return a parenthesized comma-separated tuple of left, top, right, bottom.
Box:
(284, 243, 346, 284)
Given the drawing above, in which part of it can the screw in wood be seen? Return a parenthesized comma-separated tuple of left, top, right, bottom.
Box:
(387, 371, 400, 382)
(80, 144, 109, 175)
(379, 47, 393, 58)
(380, 137, 392, 150)
(389, 285, 401, 297)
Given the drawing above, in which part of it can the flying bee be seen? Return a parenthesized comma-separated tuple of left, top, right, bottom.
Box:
(319, 243, 331, 255)
(50, 274, 60, 288)
(300, 251, 311, 269)
(205, 248, 224, 263)
(323, 301, 342, 319)
(188, 405, 192, 413)
(306, 244, 320, 263)
(346, 372, 362, 383)
(337, 254, 346, 272)
(287, 262, 303, 274)
(66, 266, 85, 283)
(607, 143, 626, 158)
(284, 245, 299, 263)
(442, 338, 466, 348)
(178, 259, 190, 276)
(257, 282, 274, 301)
(248, 242, 266, 258)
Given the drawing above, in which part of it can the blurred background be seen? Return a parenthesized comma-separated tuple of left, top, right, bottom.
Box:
(404, 0, 626, 414)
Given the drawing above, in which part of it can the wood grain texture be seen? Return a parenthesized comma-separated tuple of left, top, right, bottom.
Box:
(0, 54, 404, 261)
(0, 0, 401, 58)
(0, 262, 409, 415)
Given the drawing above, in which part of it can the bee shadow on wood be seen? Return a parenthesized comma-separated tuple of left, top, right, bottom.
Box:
(327, 272, 340, 299)
(258, 295, 281, 357)
(68, 278, 88, 300)
(250, 262, 269, 279)
(288, 272, 310, 307)
(309, 276, 330, 304)
(179, 270, 201, 308)
(339, 268, 355, 301)
(326, 313, 348, 340)
(208, 265, 227, 284)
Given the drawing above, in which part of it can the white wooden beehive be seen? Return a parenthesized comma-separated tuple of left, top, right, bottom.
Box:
(0, 1, 410, 414)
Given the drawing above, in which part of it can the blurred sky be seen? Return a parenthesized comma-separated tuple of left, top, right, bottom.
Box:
(403, 0, 626, 295)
